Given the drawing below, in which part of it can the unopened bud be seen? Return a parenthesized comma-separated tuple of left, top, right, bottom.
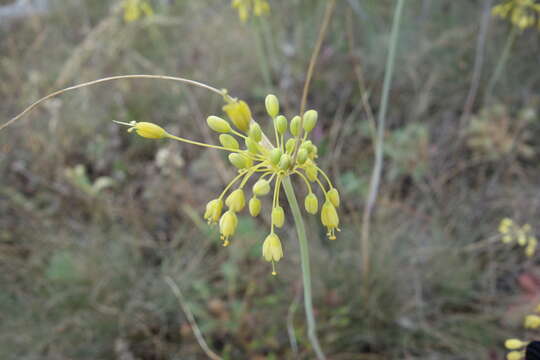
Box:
(303, 110, 318, 133)
(272, 206, 285, 228)
(219, 134, 239, 150)
(249, 197, 261, 216)
(275, 115, 287, 135)
(304, 193, 319, 214)
(207, 116, 231, 133)
(265, 94, 280, 118)
(290, 116, 301, 136)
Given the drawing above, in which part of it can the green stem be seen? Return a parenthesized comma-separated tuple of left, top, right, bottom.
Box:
(282, 177, 325, 360)
(485, 26, 518, 104)
(252, 17, 272, 90)
(361, 0, 404, 291)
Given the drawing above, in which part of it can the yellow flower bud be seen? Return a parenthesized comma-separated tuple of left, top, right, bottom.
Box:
(219, 210, 238, 246)
(275, 115, 288, 135)
(226, 189, 246, 212)
(207, 116, 232, 133)
(219, 134, 239, 150)
(265, 94, 280, 118)
(502, 235, 513, 244)
(253, 179, 271, 196)
(249, 197, 261, 217)
(272, 206, 285, 228)
(321, 200, 339, 240)
(525, 314, 540, 329)
(290, 115, 301, 136)
(327, 188, 340, 207)
(128, 121, 168, 139)
(262, 233, 283, 262)
(507, 351, 524, 360)
(204, 198, 223, 225)
(279, 154, 291, 170)
(499, 218, 513, 234)
(304, 193, 319, 214)
(505, 339, 527, 350)
(223, 100, 252, 132)
(248, 123, 262, 142)
(297, 148, 308, 164)
(285, 138, 296, 154)
(228, 153, 252, 169)
(270, 148, 282, 165)
(303, 110, 318, 133)
(305, 162, 318, 182)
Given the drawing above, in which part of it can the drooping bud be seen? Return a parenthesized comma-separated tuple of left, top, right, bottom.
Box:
(253, 179, 271, 196)
(219, 210, 238, 246)
(285, 138, 296, 153)
(248, 123, 262, 142)
(278, 154, 291, 170)
(272, 206, 285, 228)
(303, 110, 318, 133)
(297, 148, 308, 164)
(274, 115, 287, 135)
(327, 188, 340, 207)
(204, 198, 223, 224)
(265, 94, 280, 118)
(207, 116, 232, 133)
(219, 134, 239, 150)
(305, 162, 318, 182)
(321, 200, 339, 240)
(249, 197, 261, 217)
(262, 233, 283, 262)
(304, 193, 319, 214)
(226, 189, 246, 212)
(290, 116, 301, 136)
(228, 153, 250, 169)
(223, 100, 252, 132)
(270, 148, 282, 165)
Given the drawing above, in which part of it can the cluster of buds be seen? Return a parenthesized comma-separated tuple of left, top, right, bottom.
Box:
(505, 338, 528, 360)
(231, 0, 270, 22)
(492, 0, 540, 30)
(115, 93, 340, 275)
(498, 218, 537, 257)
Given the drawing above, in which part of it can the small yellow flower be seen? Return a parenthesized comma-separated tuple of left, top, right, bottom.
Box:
(204, 199, 223, 225)
(249, 197, 261, 216)
(525, 314, 540, 328)
(321, 200, 340, 240)
(223, 99, 252, 132)
(226, 189, 246, 212)
(114, 120, 168, 139)
(272, 206, 285, 228)
(505, 338, 527, 350)
(262, 233, 283, 275)
(219, 210, 238, 247)
(304, 193, 319, 215)
(507, 351, 525, 360)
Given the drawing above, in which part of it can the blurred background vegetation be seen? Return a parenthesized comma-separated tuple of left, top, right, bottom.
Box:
(1, 0, 540, 359)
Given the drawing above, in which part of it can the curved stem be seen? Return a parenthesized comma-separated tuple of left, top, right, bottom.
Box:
(282, 177, 326, 360)
(484, 26, 518, 104)
(166, 134, 242, 153)
(2, 74, 224, 132)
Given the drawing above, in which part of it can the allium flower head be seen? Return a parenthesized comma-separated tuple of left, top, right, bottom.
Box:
(492, 0, 540, 30)
(115, 92, 340, 275)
